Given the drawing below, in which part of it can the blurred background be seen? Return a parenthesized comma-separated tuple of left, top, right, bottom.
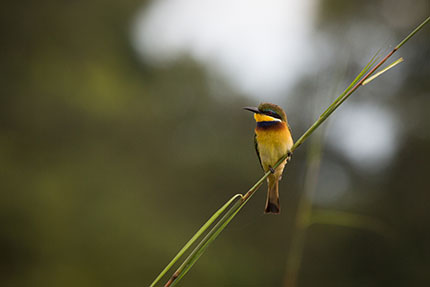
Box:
(1, 0, 429, 286)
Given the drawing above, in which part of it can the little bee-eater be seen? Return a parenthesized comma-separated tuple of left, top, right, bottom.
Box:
(244, 103, 293, 214)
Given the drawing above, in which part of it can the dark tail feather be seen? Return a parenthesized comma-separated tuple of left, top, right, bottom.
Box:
(264, 180, 280, 214)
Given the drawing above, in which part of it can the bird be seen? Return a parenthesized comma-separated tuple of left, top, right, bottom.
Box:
(244, 103, 293, 214)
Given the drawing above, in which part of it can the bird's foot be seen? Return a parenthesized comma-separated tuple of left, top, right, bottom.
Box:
(286, 151, 293, 162)
(269, 166, 275, 174)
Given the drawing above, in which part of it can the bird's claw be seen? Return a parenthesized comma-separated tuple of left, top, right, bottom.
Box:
(269, 166, 275, 174)
(286, 151, 292, 162)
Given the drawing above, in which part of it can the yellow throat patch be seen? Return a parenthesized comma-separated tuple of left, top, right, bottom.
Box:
(254, 113, 282, 122)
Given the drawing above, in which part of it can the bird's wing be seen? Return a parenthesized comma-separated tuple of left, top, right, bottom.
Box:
(287, 123, 293, 138)
(254, 133, 263, 170)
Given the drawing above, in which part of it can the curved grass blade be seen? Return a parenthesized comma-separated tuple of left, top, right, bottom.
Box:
(167, 178, 268, 286)
(149, 194, 243, 287)
(363, 57, 404, 85)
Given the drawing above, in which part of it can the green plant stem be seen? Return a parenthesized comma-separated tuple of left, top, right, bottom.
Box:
(156, 17, 430, 287)
(396, 16, 429, 49)
(166, 173, 269, 287)
(149, 194, 242, 287)
(363, 57, 404, 85)
(291, 55, 376, 153)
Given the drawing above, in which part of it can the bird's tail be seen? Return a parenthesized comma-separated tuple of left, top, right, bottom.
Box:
(265, 177, 280, 214)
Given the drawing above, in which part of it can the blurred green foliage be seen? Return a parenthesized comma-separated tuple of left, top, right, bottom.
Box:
(0, 1, 429, 287)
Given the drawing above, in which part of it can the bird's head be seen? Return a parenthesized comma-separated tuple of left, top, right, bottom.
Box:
(243, 102, 287, 123)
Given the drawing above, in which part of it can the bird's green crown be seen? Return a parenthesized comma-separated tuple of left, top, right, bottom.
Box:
(258, 103, 287, 122)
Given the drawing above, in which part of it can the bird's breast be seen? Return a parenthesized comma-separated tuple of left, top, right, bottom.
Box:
(255, 121, 293, 168)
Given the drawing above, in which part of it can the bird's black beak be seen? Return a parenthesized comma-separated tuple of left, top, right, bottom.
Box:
(243, 106, 261, 114)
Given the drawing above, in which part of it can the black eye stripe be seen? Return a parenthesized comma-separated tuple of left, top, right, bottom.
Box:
(264, 110, 282, 120)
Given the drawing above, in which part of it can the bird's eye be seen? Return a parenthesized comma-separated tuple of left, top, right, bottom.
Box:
(268, 111, 279, 118)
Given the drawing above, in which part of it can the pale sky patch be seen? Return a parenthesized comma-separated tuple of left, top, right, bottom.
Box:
(132, 0, 317, 98)
(327, 103, 399, 173)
